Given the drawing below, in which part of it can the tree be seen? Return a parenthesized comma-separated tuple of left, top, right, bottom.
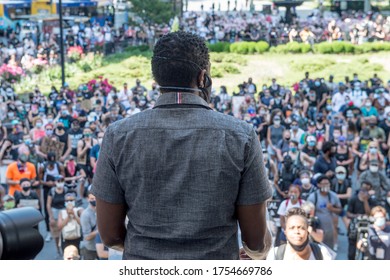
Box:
(130, 0, 176, 25)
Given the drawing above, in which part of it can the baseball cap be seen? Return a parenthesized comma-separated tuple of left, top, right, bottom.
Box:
(335, 166, 347, 174)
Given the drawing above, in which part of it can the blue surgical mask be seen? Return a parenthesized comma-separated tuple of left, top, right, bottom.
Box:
(308, 141, 316, 147)
(290, 147, 297, 153)
(326, 105, 332, 111)
(315, 81, 321, 87)
(374, 217, 386, 227)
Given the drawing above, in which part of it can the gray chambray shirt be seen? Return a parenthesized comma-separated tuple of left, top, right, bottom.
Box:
(92, 92, 272, 260)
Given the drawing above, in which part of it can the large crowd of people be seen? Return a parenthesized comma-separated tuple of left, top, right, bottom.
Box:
(1, 5, 390, 260)
(1, 67, 390, 259)
(1, 7, 389, 76)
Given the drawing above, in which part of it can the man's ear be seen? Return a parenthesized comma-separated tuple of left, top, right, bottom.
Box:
(197, 69, 207, 88)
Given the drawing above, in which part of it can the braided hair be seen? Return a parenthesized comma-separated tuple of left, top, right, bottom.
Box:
(151, 31, 210, 89)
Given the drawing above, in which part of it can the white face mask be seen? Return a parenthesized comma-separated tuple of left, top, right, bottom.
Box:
(56, 183, 64, 189)
(374, 217, 386, 228)
(321, 187, 330, 193)
(369, 165, 379, 173)
(65, 201, 75, 208)
(301, 178, 310, 185)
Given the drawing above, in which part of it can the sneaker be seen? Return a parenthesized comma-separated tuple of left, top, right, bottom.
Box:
(45, 233, 52, 242)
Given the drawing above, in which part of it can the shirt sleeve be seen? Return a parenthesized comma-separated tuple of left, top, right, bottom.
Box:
(277, 200, 287, 216)
(91, 126, 125, 204)
(236, 128, 272, 205)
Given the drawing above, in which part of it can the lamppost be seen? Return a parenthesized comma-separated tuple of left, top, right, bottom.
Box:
(58, 0, 65, 87)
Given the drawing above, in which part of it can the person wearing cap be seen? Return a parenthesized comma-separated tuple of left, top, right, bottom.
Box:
(2, 194, 16, 210)
(6, 146, 38, 196)
(307, 175, 342, 250)
(358, 159, 390, 200)
(46, 174, 67, 256)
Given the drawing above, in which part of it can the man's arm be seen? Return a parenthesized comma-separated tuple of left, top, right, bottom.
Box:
(96, 198, 127, 251)
(237, 203, 272, 259)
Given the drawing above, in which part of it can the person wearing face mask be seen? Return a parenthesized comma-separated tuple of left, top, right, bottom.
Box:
(359, 140, 385, 172)
(358, 206, 390, 260)
(276, 184, 306, 246)
(77, 127, 98, 196)
(358, 159, 390, 200)
(90, 131, 105, 174)
(276, 130, 291, 162)
(80, 190, 98, 260)
(289, 120, 305, 149)
(283, 140, 314, 172)
(58, 192, 84, 255)
(267, 208, 333, 260)
(346, 182, 376, 260)
(267, 112, 286, 162)
(13, 178, 40, 210)
(47, 175, 68, 257)
(332, 85, 350, 113)
(54, 122, 72, 162)
(56, 105, 73, 130)
(361, 98, 378, 120)
(29, 118, 46, 144)
(6, 146, 38, 196)
(314, 114, 329, 150)
(334, 135, 354, 175)
(302, 134, 319, 163)
(314, 141, 337, 179)
(350, 82, 367, 108)
(307, 175, 342, 249)
(68, 119, 84, 157)
(294, 169, 317, 201)
(1, 194, 16, 211)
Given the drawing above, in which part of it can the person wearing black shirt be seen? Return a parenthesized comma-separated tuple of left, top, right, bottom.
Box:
(14, 178, 41, 210)
(346, 181, 377, 260)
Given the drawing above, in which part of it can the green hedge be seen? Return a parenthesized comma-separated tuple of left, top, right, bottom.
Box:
(207, 41, 390, 55)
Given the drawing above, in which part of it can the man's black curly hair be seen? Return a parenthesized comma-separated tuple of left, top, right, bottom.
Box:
(151, 31, 210, 88)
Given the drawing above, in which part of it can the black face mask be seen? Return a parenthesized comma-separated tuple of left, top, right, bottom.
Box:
(285, 137, 291, 141)
(289, 236, 310, 252)
(57, 127, 64, 131)
(22, 186, 31, 192)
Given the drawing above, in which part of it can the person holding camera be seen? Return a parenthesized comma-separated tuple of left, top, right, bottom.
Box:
(346, 181, 377, 260)
(307, 175, 342, 250)
(267, 208, 333, 260)
(301, 201, 324, 243)
(357, 206, 390, 260)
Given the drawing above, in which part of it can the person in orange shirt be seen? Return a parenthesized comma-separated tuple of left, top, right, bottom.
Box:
(6, 147, 39, 196)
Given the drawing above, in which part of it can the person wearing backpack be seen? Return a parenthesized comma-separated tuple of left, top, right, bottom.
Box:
(267, 208, 334, 260)
(276, 184, 305, 246)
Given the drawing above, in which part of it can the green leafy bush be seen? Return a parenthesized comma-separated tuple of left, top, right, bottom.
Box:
(207, 42, 231, 53)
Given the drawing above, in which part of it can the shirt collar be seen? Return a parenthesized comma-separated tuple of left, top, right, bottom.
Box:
(154, 92, 211, 109)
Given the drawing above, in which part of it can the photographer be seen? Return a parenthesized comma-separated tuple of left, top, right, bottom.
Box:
(357, 206, 390, 260)
(346, 182, 377, 260)
(301, 201, 324, 243)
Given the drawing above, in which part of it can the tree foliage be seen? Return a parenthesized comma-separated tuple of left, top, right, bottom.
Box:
(130, 0, 176, 25)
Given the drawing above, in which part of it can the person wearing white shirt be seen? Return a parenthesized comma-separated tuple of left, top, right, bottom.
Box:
(350, 82, 367, 108)
(332, 85, 350, 113)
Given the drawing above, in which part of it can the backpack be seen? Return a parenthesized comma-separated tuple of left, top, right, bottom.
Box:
(275, 242, 323, 260)
(61, 209, 81, 241)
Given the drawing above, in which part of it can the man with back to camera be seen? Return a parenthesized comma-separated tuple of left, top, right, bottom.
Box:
(92, 31, 272, 260)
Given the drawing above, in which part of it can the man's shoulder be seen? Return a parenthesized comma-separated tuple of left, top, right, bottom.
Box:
(107, 109, 254, 136)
